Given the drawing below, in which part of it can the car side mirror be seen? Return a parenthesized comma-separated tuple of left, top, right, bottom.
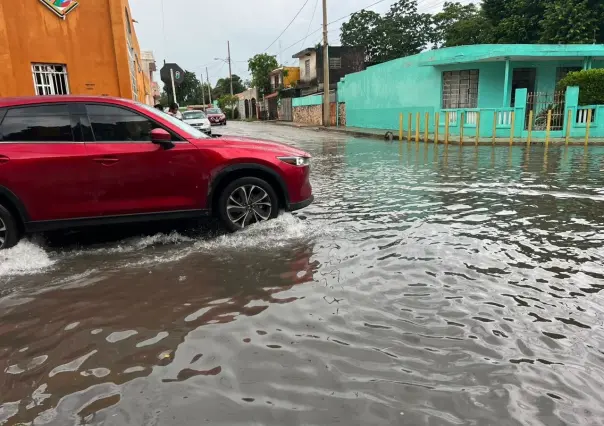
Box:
(150, 128, 174, 149)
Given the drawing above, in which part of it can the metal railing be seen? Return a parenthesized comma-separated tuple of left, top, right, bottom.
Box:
(527, 91, 565, 131)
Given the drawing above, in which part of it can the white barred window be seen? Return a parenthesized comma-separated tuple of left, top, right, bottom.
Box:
(32, 64, 70, 96)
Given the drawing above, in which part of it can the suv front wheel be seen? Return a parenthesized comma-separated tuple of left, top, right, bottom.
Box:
(218, 177, 279, 232)
(0, 204, 20, 249)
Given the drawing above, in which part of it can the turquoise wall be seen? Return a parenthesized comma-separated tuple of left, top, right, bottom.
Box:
(339, 44, 604, 131)
(293, 95, 322, 107)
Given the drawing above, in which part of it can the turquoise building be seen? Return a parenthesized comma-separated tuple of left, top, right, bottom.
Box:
(337, 44, 604, 140)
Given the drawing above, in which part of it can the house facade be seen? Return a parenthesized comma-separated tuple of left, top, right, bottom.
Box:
(293, 46, 365, 96)
(0, 0, 151, 103)
(338, 44, 604, 139)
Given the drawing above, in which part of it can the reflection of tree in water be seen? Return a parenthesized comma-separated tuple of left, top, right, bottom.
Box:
(0, 246, 317, 423)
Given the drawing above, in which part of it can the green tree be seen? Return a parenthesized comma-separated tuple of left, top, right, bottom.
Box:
(433, 2, 492, 47)
(540, 0, 603, 44)
(482, 0, 546, 43)
(340, 0, 432, 64)
(212, 74, 246, 99)
(217, 94, 240, 119)
(162, 71, 203, 106)
(248, 53, 279, 95)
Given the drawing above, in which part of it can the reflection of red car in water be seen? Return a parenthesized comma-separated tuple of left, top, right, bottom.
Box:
(206, 108, 227, 126)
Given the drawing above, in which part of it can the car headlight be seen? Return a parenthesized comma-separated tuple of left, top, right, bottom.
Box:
(278, 156, 311, 167)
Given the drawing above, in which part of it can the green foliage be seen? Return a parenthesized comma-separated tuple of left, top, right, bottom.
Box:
(248, 54, 279, 95)
(162, 71, 203, 106)
(217, 94, 240, 119)
(212, 75, 245, 99)
(340, 0, 603, 56)
(340, 0, 432, 64)
(557, 69, 604, 105)
(432, 2, 492, 47)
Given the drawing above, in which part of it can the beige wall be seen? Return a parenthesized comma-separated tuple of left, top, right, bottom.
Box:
(299, 51, 317, 82)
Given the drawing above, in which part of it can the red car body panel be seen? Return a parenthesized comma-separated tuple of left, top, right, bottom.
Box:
(0, 96, 313, 230)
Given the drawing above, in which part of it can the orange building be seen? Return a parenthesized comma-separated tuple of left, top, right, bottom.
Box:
(0, 0, 153, 103)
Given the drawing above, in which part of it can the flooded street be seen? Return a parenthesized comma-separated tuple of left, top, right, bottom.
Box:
(2, 122, 604, 425)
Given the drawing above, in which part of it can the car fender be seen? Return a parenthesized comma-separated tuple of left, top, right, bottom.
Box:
(0, 185, 30, 223)
(208, 163, 289, 209)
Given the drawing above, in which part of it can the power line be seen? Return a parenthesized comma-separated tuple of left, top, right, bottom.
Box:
(281, 0, 388, 54)
(263, 0, 311, 53)
(300, 0, 320, 51)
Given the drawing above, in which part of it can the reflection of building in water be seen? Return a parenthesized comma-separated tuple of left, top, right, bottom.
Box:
(0, 246, 317, 424)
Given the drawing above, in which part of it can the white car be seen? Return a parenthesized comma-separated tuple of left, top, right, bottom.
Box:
(182, 110, 212, 135)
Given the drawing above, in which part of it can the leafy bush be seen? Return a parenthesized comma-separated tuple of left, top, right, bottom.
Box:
(557, 69, 604, 106)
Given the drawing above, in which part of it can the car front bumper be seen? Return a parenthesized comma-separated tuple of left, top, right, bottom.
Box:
(288, 195, 314, 212)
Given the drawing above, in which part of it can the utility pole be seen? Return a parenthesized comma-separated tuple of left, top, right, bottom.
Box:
(322, 0, 330, 127)
(227, 41, 234, 96)
(206, 67, 213, 104)
(170, 68, 177, 104)
(200, 73, 205, 106)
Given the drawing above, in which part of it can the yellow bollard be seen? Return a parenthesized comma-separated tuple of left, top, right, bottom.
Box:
(399, 113, 403, 142)
(545, 110, 552, 146)
(585, 109, 592, 146)
(424, 112, 429, 143)
(527, 110, 533, 145)
(565, 109, 572, 145)
(407, 113, 412, 142)
(509, 112, 515, 146)
(415, 113, 420, 143)
(492, 111, 497, 145)
(460, 113, 465, 145)
(445, 112, 450, 144)
(435, 113, 440, 144)
(475, 112, 480, 146)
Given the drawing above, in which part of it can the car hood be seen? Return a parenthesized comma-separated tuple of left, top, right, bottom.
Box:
(192, 136, 309, 156)
(184, 119, 209, 125)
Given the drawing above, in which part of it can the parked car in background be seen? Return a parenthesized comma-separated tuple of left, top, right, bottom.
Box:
(0, 96, 314, 249)
(206, 108, 227, 126)
(182, 110, 211, 135)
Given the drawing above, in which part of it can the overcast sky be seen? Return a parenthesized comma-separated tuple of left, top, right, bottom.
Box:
(129, 0, 396, 85)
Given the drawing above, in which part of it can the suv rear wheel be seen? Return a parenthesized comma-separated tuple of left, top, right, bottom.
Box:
(218, 177, 279, 232)
(0, 204, 20, 249)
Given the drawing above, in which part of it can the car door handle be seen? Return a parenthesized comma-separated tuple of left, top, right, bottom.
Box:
(0, 155, 9, 165)
(93, 157, 120, 165)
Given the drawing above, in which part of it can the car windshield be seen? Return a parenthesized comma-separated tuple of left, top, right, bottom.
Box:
(138, 103, 210, 139)
(182, 111, 206, 120)
(206, 108, 222, 114)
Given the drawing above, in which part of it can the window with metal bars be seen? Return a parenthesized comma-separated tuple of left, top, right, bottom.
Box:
(31, 64, 70, 96)
(442, 70, 479, 109)
(329, 57, 341, 69)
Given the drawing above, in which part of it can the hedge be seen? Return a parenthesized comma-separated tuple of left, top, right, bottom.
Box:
(557, 68, 604, 106)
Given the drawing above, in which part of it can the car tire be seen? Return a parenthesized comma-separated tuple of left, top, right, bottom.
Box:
(0, 204, 20, 250)
(217, 177, 279, 232)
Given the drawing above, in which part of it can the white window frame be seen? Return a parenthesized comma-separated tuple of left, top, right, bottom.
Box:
(31, 63, 70, 96)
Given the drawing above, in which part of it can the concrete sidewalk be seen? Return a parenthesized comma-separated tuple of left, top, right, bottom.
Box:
(251, 121, 604, 146)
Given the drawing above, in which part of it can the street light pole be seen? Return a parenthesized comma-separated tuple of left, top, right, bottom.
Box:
(322, 0, 330, 127)
(227, 41, 234, 96)
(206, 67, 213, 104)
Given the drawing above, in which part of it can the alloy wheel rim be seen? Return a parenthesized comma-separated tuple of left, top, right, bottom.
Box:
(226, 185, 272, 228)
(0, 217, 6, 248)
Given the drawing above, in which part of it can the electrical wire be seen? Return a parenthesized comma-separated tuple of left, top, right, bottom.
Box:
(263, 0, 311, 53)
(300, 0, 320, 51)
(280, 0, 389, 54)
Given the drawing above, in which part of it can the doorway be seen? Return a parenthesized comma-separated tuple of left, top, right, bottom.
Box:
(511, 68, 536, 106)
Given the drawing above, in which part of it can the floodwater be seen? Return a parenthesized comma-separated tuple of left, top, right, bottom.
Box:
(1, 122, 604, 426)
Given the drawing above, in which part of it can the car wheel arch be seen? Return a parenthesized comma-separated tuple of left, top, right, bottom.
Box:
(209, 164, 289, 214)
(0, 186, 29, 232)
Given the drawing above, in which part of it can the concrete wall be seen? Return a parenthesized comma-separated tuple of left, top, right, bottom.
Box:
(0, 0, 146, 99)
(338, 44, 604, 130)
(299, 51, 317, 82)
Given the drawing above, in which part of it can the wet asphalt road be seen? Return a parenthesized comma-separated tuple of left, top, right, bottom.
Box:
(1, 121, 604, 425)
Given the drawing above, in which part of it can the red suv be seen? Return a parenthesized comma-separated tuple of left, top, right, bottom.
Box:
(0, 96, 313, 249)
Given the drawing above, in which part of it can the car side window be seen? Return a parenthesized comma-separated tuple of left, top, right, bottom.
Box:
(0, 105, 74, 142)
(86, 104, 159, 142)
